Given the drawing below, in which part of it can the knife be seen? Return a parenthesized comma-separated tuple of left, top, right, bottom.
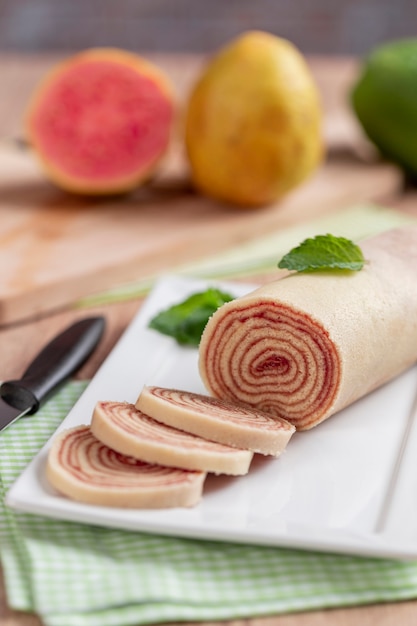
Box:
(0, 316, 106, 432)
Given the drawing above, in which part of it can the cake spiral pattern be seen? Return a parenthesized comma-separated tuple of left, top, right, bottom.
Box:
(46, 425, 205, 508)
(199, 226, 417, 430)
(136, 385, 295, 455)
(91, 400, 253, 475)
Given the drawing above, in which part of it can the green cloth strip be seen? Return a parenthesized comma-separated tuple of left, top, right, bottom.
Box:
(75, 203, 416, 308)
(2, 383, 417, 626)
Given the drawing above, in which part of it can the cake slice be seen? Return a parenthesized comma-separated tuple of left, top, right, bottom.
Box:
(46, 425, 206, 508)
(136, 386, 295, 456)
(91, 401, 253, 475)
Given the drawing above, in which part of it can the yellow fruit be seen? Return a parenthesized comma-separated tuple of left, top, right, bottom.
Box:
(185, 31, 324, 208)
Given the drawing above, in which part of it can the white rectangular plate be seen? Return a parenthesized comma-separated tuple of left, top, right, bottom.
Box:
(6, 275, 417, 559)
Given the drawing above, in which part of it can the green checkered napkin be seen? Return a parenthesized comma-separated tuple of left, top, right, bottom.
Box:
(2, 383, 417, 626)
(2, 204, 417, 626)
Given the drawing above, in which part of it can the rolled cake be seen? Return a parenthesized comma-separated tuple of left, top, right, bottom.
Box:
(91, 400, 253, 475)
(136, 386, 295, 455)
(199, 226, 417, 430)
(46, 425, 206, 508)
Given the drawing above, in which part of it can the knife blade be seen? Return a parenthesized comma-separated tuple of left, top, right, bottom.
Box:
(0, 316, 105, 432)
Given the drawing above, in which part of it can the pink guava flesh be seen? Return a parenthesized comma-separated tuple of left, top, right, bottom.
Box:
(30, 59, 173, 184)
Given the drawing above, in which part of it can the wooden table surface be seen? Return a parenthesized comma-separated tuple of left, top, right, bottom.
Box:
(2, 52, 417, 626)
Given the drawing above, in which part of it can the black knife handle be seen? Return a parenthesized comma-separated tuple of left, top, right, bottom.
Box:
(0, 316, 106, 414)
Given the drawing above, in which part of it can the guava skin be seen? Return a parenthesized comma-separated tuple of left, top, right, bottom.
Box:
(352, 38, 417, 180)
(185, 31, 324, 208)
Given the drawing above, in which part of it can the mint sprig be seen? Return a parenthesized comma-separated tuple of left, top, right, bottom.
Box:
(149, 288, 234, 346)
(278, 234, 365, 273)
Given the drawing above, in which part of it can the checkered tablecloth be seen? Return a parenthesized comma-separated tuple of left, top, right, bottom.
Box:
(2, 204, 417, 626)
(3, 382, 417, 626)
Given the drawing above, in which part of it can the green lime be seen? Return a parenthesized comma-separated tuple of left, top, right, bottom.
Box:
(351, 38, 417, 177)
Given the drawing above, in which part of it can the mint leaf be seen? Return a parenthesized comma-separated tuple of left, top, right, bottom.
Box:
(278, 234, 365, 272)
(149, 288, 234, 346)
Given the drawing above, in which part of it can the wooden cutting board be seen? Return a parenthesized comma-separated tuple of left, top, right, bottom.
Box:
(0, 140, 402, 326)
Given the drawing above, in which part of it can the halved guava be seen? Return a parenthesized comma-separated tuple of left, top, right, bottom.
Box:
(26, 48, 175, 194)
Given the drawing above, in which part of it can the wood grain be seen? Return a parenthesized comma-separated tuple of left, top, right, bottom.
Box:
(0, 54, 403, 326)
(0, 145, 402, 326)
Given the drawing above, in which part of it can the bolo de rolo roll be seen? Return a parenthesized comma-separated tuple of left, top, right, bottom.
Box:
(198, 226, 417, 430)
